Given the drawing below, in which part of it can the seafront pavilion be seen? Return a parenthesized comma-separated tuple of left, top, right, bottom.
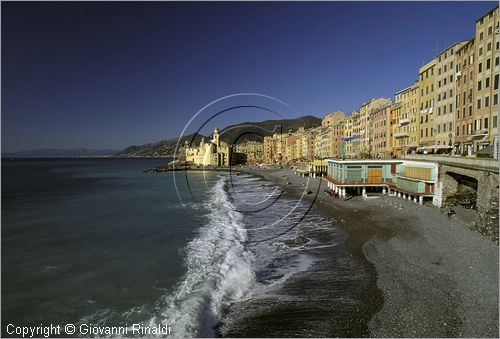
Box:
(323, 159, 438, 204)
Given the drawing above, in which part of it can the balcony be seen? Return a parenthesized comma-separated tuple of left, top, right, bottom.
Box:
(398, 118, 410, 126)
(473, 128, 488, 135)
(394, 132, 409, 138)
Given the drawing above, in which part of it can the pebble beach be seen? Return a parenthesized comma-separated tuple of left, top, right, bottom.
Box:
(236, 166, 499, 337)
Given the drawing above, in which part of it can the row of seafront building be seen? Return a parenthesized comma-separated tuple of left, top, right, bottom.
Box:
(263, 6, 499, 163)
(185, 6, 498, 168)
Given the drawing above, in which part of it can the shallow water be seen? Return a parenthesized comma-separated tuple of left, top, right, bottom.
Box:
(2, 159, 366, 337)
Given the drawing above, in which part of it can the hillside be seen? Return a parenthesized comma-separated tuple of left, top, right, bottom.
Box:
(116, 133, 205, 157)
(219, 115, 321, 144)
(117, 115, 322, 157)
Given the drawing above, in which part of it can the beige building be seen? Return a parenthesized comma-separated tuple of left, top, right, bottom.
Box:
(235, 140, 264, 164)
(370, 104, 392, 158)
(359, 98, 392, 156)
(185, 128, 230, 166)
(418, 59, 436, 147)
(322, 111, 346, 126)
(455, 38, 476, 155)
(435, 41, 467, 147)
(473, 6, 499, 153)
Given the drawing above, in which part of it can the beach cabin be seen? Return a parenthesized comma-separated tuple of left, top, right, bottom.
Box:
(324, 159, 402, 197)
(323, 159, 438, 204)
(388, 160, 438, 204)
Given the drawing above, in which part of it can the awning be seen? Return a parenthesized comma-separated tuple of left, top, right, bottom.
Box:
(341, 135, 361, 142)
(406, 146, 417, 153)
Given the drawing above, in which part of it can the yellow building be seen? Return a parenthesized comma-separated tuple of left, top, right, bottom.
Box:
(418, 59, 436, 147)
(393, 80, 420, 156)
(435, 41, 467, 147)
(455, 38, 476, 155)
(473, 6, 499, 153)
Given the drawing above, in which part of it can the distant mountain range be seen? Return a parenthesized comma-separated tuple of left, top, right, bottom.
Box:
(3, 116, 322, 158)
(116, 115, 322, 157)
(2, 148, 119, 158)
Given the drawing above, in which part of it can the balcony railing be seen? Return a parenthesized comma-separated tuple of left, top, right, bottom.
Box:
(394, 132, 409, 138)
(473, 128, 488, 135)
(398, 118, 410, 126)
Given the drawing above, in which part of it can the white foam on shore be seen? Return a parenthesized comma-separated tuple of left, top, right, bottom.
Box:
(147, 176, 256, 337)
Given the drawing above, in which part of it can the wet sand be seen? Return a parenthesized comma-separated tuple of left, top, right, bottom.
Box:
(230, 166, 498, 337)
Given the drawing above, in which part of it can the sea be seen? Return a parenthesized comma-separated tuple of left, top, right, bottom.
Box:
(2, 158, 370, 338)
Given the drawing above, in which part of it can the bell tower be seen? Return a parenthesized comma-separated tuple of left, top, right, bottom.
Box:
(212, 128, 220, 147)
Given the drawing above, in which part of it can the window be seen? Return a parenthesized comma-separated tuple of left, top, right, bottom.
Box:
(477, 99, 481, 110)
(426, 128, 428, 137)
(449, 103, 453, 113)
(425, 115, 428, 123)
(450, 75, 453, 83)
(444, 78, 447, 85)
(426, 86, 428, 95)
(486, 58, 491, 70)
(486, 77, 490, 88)
(480, 32, 484, 40)
(478, 80, 482, 91)
(437, 124, 440, 133)
(420, 129, 423, 137)
(444, 65, 447, 72)
(438, 107, 441, 115)
(487, 42, 492, 51)
(469, 105, 472, 116)
(443, 105, 447, 114)
(438, 80, 441, 88)
(488, 26, 493, 35)
(495, 74, 499, 90)
(431, 84, 434, 92)
(450, 89, 453, 97)
(449, 122, 452, 132)
(479, 47, 483, 56)
(456, 126, 460, 136)
(450, 61, 453, 68)
(496, 57, 499, 66)
(475, 119, 481, 130)
(485, 117, 489, 128)
(494, 116, 498, 128)
(485, 96, 490, 107)
(495, 94, 499, 105)
(438, 68, 441, 75)
(478, 62, 482, 73)
(462, 125, 465, 135)
(443, 123, 447, 132)
(438, 94, 441, 101)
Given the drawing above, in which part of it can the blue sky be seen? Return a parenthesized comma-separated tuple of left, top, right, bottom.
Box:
(2, 1, 497, 151)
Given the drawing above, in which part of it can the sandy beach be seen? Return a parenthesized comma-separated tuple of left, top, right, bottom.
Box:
(234, 165, 499, 337)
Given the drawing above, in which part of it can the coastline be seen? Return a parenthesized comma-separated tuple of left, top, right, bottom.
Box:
(232, 166, 499, 337)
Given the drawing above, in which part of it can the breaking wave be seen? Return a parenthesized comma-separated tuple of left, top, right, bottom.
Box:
(148, 175, 255, 337)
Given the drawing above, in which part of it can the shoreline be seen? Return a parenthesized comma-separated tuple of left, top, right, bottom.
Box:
(232, 166, 498, 337)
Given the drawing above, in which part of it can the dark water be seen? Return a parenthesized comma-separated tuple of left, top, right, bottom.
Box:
(2, 159, 366, 337)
